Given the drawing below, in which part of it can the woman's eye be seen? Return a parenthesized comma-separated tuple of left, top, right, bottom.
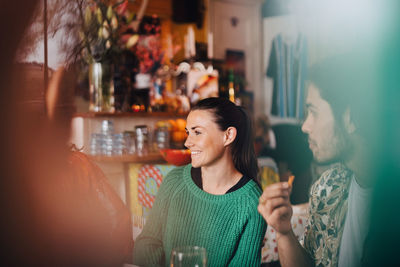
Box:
(194, 130, 201, 135)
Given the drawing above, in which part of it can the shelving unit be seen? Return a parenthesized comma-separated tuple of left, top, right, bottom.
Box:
(70, 111, 188, 155)
(72, 111, 188, 118)
(70, 111, 187, 205)
(89, 152, 165, 164)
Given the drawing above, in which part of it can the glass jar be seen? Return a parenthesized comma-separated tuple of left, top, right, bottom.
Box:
(135, 125, 149, 156)
(154, 126, 170, 150)
(123, 131, 136, 154)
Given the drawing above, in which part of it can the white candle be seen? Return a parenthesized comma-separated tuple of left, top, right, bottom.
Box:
(184, 34, 190, 59)
(207, 32, 213, 59)
(188, 26, 196, 58)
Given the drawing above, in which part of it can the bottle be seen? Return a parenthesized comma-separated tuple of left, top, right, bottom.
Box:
(132, 73, 151, 112)
(228, 69, 235, 103)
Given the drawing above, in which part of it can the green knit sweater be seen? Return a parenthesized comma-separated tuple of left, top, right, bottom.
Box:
(133, 164, 267, 266)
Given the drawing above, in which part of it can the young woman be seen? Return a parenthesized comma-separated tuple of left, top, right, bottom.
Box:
(133, 97, 266, 266)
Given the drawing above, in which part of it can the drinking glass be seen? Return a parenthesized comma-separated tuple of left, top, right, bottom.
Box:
(170, 246, 207, 267)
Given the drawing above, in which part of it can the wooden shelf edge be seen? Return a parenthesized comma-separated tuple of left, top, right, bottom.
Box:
(73, 111, 188, 118)
(88, 153, 166, 164)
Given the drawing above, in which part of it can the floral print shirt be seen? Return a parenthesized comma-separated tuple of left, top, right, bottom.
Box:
(303, 163, 353, 267)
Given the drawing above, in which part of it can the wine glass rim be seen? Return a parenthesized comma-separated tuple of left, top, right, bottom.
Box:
(170, 246, 207, 266)
(171, 245, 207, 255)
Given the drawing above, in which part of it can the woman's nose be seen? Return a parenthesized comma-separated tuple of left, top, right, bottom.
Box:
(184, 135, 192, 148)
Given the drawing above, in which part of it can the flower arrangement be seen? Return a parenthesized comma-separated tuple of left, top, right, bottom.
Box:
(53, 0, 170, 112)
(76, 0, 140, 65)
(72, 0, 167, 77)
(55, 0, 167, 75)
(132, 16, 164, 75)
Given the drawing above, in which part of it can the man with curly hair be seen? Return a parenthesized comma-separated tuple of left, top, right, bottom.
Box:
(258, 54, 375, 267)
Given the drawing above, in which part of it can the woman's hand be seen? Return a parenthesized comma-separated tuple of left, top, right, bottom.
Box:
(258, 182, 293, 236)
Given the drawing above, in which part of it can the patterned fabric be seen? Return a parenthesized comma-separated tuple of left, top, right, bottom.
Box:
(129, 164, 176, 231)
(138, 165, 164, 208)
(304, 163, 353, 267)
(262, 204, 308, 263)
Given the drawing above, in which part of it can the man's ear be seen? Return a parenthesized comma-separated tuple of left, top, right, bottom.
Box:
(224, 127, 237, 146)
(343, 108, 356, 134)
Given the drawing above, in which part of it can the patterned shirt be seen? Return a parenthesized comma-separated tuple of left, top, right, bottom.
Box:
(303, 163, 353, 267)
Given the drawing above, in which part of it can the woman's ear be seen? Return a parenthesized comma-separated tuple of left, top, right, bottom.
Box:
(343, 108, 356, 134)
(224, 127, 237, 146)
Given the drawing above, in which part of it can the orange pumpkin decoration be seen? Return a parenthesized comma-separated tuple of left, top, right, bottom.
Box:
(175, 118, 186, 131)
(171, 130, 188, 143)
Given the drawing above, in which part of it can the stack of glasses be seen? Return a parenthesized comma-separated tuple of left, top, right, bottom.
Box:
(89, 120, 171, 157)
(90, 120, 132, 156)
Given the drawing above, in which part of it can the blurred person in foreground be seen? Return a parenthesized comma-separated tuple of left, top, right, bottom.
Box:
(362, 1, 400, 266)
(258, 53, 376, 267)
(133, 97, 267, 266)
(0, 1, 133, 265)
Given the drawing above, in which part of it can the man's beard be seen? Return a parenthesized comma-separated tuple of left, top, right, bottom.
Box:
(316, 126, 354, 166)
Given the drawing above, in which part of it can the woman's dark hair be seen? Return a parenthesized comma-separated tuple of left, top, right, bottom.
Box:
(191, 97, 259, 184)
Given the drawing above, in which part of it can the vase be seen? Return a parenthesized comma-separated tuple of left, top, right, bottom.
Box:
(89, 62, 115, 112)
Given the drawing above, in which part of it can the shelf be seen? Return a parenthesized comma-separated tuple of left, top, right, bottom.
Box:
(73, 111, 188, 118)
(88, 152, 166, 164)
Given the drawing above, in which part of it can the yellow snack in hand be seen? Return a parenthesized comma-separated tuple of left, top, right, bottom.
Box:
(288, 175, 295, 187)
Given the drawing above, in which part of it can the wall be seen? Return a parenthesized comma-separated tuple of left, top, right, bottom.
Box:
(261, 10, 361, 125)
(262, 15, 301, 125)
(209, 0, 263, 116)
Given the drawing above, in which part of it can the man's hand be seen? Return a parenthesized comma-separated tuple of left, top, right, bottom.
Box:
(258, 182, 293, 236)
